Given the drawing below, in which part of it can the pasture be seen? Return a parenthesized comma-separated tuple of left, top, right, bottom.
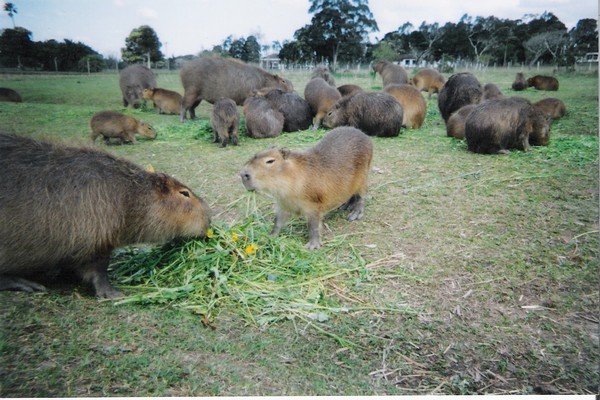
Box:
(0, 66, 598, 396)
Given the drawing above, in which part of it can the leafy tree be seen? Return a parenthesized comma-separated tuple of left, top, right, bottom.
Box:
(242, 35, 261, 63)
(524, 30, 568, 66)
(78, 54, 105, 73)
(228, 37, 245, 59)
(371, 40, 397, 61)
(0, 27, 33, 68)
(121, 25, 164, 67)
(3, 2, 16, 28)
(569, 18, 598, 56)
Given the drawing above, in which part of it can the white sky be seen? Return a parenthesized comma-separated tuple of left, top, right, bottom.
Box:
(1, 0, 597, 58)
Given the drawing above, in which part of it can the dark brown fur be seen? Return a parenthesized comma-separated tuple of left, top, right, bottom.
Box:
(511, 72, 528, 91)
(119, 65, 156, 108)
(243, 96, 284, 139)
(142, 87, 183, 115)
(533, 97, 567, 120)
(372, 60, 409, 86)
(0, 87, 22, 102)
(446, 104, 477, 139)
(253, 87, 312, 131)
(482, 83, 504, 100)
(211, 98, 240, 147)
(527, 75, 559, 91)
(411, 68, 445, 98)
(337, 84, 364, 97)
(383, 84, 427, 129)
(438, 72, 482, 123)
(303, 77, 342, 128)
(90, 111, 156, 144)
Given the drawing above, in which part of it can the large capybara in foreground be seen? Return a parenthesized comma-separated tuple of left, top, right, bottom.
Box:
(465, 97, 550, 154)
(533, 97, 567, 120)
(446, 104, 477, 139)
(211, 98, 240, 147)
(119, 64, 156, 108)
(511, 72, 528, 91)
(527, 75, 559, 91)
(0, 133, 211, 298)
(253, 87, 312, 132)
(240, 127, 373, 250)
(0, 87, 22, 102)
(383, 84, 427, 129)
(142, 87, 183, 115)
(180, 57, 293, 122)
(411, 68, 445, 98)
(323, 91, 403, 137)
(372, 60, 409, 87)
(243, 96, 284, 139)
(482, 83, 504, 100)
(304, 77, 342, 129)
(438, 72, 482, 123)
(90, 111, 156, 144)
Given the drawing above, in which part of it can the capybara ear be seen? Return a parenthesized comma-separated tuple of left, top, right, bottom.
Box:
(152, 173, 171, 194)
(279, 147, 290, 159)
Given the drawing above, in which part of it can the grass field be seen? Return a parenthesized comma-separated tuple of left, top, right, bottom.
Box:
(0, 65, 598, 396)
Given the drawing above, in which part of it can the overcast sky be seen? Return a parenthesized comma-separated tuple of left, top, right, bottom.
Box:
(2, 0, 597, 58)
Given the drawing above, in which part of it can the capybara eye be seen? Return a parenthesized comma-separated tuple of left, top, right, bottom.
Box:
(180, 190, 190, 198)
(266, 159, 275, 165)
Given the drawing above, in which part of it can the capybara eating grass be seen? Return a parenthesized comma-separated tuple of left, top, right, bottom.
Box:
(527, 75, 559, 91)
(211, 98, 240, 147)
(243, 96, 284, 139)
(119, 64, 156, 108)
(446, 104, 477, 139)
(90, 111, 156, 144)
(0, 87, 22, 102)
(511, 72, 528, 91)
(372, 60, 409, 87)
(142, 87, 183, 115)
(533, 97, 567, 120)
(383, 84, 427, 129)
(304, 77, 342, 129)
(411, 68, 445, 98)
(253, 87, 312, 132)
(438, 72, 483, 123)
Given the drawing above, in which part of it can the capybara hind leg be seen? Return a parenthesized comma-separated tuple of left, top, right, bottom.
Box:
(78, 255, 122, 299)
(339, 194, 358, 211)
(347, 195, 365, 221)
(306, 213, 322, 250)
(0, 275, 48, 293)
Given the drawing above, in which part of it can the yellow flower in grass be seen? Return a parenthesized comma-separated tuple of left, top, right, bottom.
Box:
(245, 243, 259, 255)
(231, 232, 239, 242)
(206, 228, 215, 239)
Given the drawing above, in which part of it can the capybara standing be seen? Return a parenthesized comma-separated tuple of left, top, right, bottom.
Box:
(383, 84, 427, 129)
(533, 97, 567, 120)
(438, 72, 483, 123)
(372, 60, 409, 86)
(243, 96, 284, 139)
(180, 57, 293, 122)
(0, 133, 211, 298)
(0, 87, 22, 102)
(511, 72, 528, 91)
(240, 127, 373, 250)
(323, 91, 403, 137)
(90, 111, 156, 144)
(253, 87, 312, 132)
(411, 68, 445, 98)
(303, 77, 342, 129)
(119, 64, 156, 108)
(482, 83, 504, 100)
(446, 104, 477, 139)
(527, 75, 559, 91)
(142, 87, 183, 115)
(211, 98, 240, 147)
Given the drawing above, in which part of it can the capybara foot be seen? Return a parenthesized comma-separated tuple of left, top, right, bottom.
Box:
(0, 275, 48, 293)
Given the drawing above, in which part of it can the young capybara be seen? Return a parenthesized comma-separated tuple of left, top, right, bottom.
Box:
(511, 72, 528, 91)
(372, 60, 409, 87)
(411, 68, 445, 98)
(243, 96, 284, 139)
(446, 104, 477, 139)
(180, 57, 293, 122)
(239, 127, 373, 250)
(142, 87, 183, 115)
(337, 84, 364, 97)
(253, 87, 312, 132)
(323, 91, 403, 137)
(482, 83, 504, 100)
(311, 65, 336, 87)
(303, 77, 342, 129)
(211, 98, 240, 147)
(90, 111, 156, 144)
(383, 84, 427, 129)
(0, 87, 22, 102)
(465, 97, 550, 154)
(527, 75, 559, 91)
(438, 72, 483, 123)
(533, 97, 567, 120)
(0, 132, 211, 298)
(119, 64, 156, 108)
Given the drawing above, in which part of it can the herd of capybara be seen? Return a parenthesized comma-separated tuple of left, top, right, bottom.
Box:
(0, 57, 571, 297)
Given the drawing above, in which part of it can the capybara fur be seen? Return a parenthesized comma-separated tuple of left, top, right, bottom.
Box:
(253, 87, 312, 132)
(465, 97, 550, 154)
(311, 65, 336, 86)
(483, 83, 504, 100)
(142, 87, 183, 115)
(511, 72, 528, 91)
(90, 111, 156, 144)
(323, 91, 403, 137)
(438, 72, 483, 123)
(240, 127, 373, 250)
(119, 64, 156, 108)
(180, 57, 293, 121)
(337, 84, 364, 97)
(446, 104, 477, 139)
(243, 96, 284, 139)
(303, 77, 342, 128)
(0, 87, 22, 102)
(373, 60, 409, 86)
(533, 97, 566, 120)
(0, 132, 211, 298)
(211, 98, 240, 147)
(411, 68, 445, 98)
(527, 75, 559, 91)
(383, 84, 427, 129)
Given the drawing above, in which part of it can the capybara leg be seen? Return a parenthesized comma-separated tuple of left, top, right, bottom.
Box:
(231, 128, 239, 146)
(347, 195, 365, 221)
(312, 113, 324, 130)
(219, 132, 228, 148)
(339, 194, 358, 211)
(78, 255, 122, 299)
(0, 275, 48, 293)
(271, 208, 290, 237)
(306, 214, 322, 250)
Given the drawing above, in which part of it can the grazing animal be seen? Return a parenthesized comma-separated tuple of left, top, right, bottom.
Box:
(90, 111, 156, 144)
(311, 65, 336, 86)
(0, 87, 22, 102)
(253, 87, 312, 132)
(383, 84, 427, 129)
(142, 87, 183, 115)
(119, 64, 156, 108)
(372, 60, 409, 86)
(533, 97, 567, 120)
(211, 98, 240, 147)
(243, 96, 284, 139)
(337, 84, 364, 97)
(527, 75, 559, 91)
(482, 83, 504, 100)
(411, 68, 445, 98)
(438, 72, 483, 123)
(446, 104, 477, 139)
(303, 77, 342, 129)
(511, 72, 528, 91)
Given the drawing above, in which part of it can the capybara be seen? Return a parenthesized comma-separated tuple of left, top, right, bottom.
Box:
(323, 91, 403, 137)
(90, 111, 156, 144)
(372, 60, 409, 87)
(239, 127, 373, 250)
(533, 97, 566, 120)
(446, 104, 477, 139)
(211, 98, 240, 147)
(119, 64, 156, 108)
(180, 57, 293, 122)
(243, 96, 284, 139)
(337, 84, 364, 97)
(303, 77, 342, 129)
(0, 87, 22, 102)
(142, 87, 183, 115)
(0, 132, 211, 298)
(465, 97, 550, 154)
(411, 68, 445, 98)
(482, 83, 504, 100)
(311, 65, 336, 87)
(383, 84, 427, 129)
(438, 72, 483, 123)
(527, 75, 559, 91)
(253, 87, 312, 132)
(511, 72, 528, 91)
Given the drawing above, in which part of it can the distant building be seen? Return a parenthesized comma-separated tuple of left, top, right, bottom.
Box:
(261, 54, 281, 70)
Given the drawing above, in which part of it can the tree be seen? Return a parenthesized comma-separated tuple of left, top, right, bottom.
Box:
(242, 35, 261, 63)
(121, 25, 163, 67)
(524, 30, 568, 66)
(228, 37, 245, 59)
(569, 18, 598, 56)
(0, 27, 33, 68)
(3, 2, 16, 28)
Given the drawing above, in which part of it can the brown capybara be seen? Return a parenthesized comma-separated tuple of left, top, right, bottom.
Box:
(180, 57, 293, 122)
(411, 68, 445, 98)
(0, 132, 211, 298)
(323, 91, 403, 137)
(253, 87, 312, 132)
(527, 75, 559, 91)
(311, 65, 336, 87)
(373, 60, 409, 87)
(0, 87, 22, 102)
(533, 97, 567, 120)
(446, 104, 477, 139)
(482, 83, 504, 100)
(465, 97, 550, 154)
(337, 84, 364, 97)
(240, 127, 373, 250)
(243, 96, 284, 139)
(303, 77, 342, 129)
(438, 72, 483, 123)
(211, 98, 240, 147)
(511, 72, 528, 91)
(90, 111, 156, 145)
(119, 64, 156, 108)
(142, 87, 183, 115)
(383, 84, 427, 129)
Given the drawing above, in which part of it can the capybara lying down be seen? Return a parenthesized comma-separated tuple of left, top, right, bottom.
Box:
(337, 84, 364, 97)
(482, 83, 504, 100)
(142, 87, 183, 115)
(533, 97, 567, 120)
(243, 96, 284, 139)
(211, 98, 240, 147)
(240, 127, 373, 250)
(465, 97, 550, 154)
(0, 133, 211, 298)
(527, 75, 559, 91)
(411, 68, 445, 98)
(446, 104, 477, 139)
(438, 72, 482, 123)
(0, 87, 22, 102)
(304, 77, 341, 128)
(90, 111, 156, 144)
(372, 60, 409, 86)
(119, 64, 156, 108)
(384, 84, 427, 129)
(511, 72, 528, 91)
(253, 87, 312, 132)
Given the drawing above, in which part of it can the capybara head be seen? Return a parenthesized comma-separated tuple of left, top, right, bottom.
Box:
(142, 88, 156, 100)
(239, 147, 288, 193)
(138, 121, 157, 139)
(527, 110, 551, 146)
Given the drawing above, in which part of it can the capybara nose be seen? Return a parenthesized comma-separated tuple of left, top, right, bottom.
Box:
(240, 171, 250, 182)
